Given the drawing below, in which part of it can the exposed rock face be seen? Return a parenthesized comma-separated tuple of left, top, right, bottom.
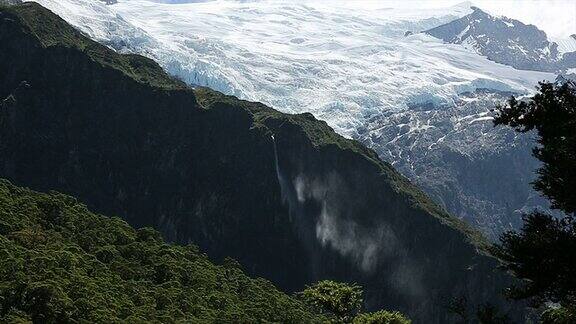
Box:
(0, 3, 525, 322)
(364, 90, 550, 240)
(425, 6, 576, 73)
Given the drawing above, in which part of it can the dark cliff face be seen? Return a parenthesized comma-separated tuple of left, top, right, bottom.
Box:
(365, 90, 548, 241)
(0, 4, 522, 322)
(425, 6, 575, 73)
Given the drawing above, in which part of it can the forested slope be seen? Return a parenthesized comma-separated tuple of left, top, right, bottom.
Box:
(0, 179, 324, 323)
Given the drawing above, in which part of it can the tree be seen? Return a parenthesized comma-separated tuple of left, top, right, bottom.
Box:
(353, 310, 411, 324)
(299, 280, 411, 323)
(493, 81, 576, 319)
(299, 280, 363, 322)
(446, 296, 510, 324)
(494, 81, 576, 214)
(497, 212, 576, 306)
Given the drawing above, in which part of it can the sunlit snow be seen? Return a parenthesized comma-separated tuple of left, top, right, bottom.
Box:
(29, 0, 552, 139)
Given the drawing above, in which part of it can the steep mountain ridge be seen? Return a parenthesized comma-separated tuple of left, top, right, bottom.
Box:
(425, 6, 576, 73)
(27, 0, 556, 239)
(0, 3, 520, 322)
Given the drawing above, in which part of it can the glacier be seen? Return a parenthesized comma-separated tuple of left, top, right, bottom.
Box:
(28, 0, 557, 238)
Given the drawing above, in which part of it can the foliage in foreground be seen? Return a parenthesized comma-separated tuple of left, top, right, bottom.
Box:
(352, 310, 411, 324)
(0, 179, 324, 323)
(300, 280, 363, 322)
(446, 296, 511, 323)
(494, 81, 576, 322)
(494, 81, 576, 214)
(299, 280, 410, 324)
(497, 213, 576, 305)
(541, 305, 576, 324)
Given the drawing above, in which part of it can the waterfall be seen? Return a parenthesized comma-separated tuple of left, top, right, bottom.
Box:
(271, 135, 281, 186)
(271, 134, 394, 274)
(272, 134, 302, 223)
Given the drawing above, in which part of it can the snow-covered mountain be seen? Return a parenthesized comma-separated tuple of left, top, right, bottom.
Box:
(425, 6, 576, 73)
(27, 0, 557, 239)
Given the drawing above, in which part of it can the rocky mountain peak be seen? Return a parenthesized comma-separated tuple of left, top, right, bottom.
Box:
(425, 5, 575, 73)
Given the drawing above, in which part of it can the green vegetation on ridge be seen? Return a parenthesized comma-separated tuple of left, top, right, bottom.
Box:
(0, 179, 412, 323)
(2, 2, 184, 90)
(193, 86, 490, 250)
(0, 179, 325, 323)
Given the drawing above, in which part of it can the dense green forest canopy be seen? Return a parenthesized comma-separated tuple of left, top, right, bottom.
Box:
(0, 179, 412, 323)
(0, 179, 325, 323)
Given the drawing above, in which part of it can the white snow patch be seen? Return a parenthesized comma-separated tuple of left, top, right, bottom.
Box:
(27, 0, 553, 139)
(469, 116, 494, 124)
